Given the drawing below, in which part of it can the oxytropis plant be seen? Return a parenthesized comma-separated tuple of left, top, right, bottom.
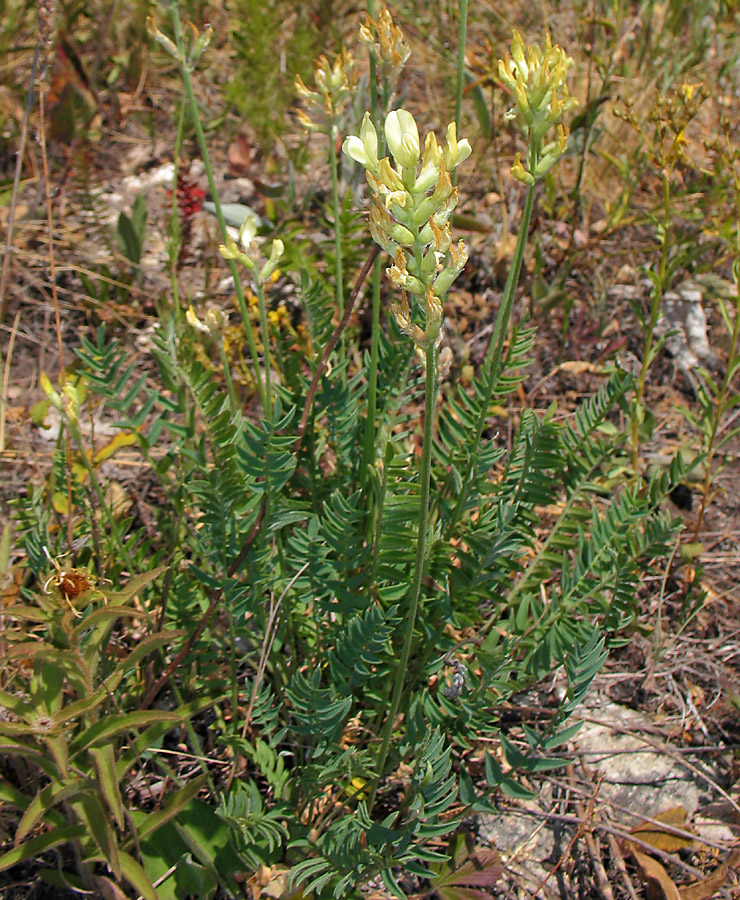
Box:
(342, 107, 471, 798)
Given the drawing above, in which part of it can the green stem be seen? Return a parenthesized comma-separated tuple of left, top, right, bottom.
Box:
(445, 180, 536, 536)
(361, 0, 382, 486)
(362, 257, 382, 480)
(693, 201, 740, 539)
(167, 99, 186, 329)
(168, 1, 267, 412)
(369, 340, 438, 812)
(217, 337, 239, 420)
(253, 280, 273, 421)
(631, 171, 670, 470)
(452, 0, 468, 187)
(329, 126, 345, 375)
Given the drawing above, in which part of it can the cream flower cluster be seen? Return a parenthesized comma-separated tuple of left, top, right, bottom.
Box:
(295, 51, 356, 135)
(343, 109, 471, 351)
(359, 6, 410, 96)
(497, 30, 578, 184)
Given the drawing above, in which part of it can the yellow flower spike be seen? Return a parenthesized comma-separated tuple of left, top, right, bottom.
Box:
(557, 123, 568, 154)
(360, 6, 410, 90)
(414, 132, 442, 193)
(498, 29, 576, 133)
(297, 49, 356, 133)
(391, 297, 427, 349)
(384, 190, 409, 211)
(431, 166, 454, 205)
(369, 202, 398, 255)
(296, 108, 320, 132)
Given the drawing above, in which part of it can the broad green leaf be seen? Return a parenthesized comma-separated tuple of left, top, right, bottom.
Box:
(134, 774, 208, 840)
(0, 825, 87, 872)
(70, 709, 183, 756)
(50, 683, 112, 727)
(104, 567, 167, 605)
(541, 719, 583, 749)
(45, 734, 70, 779)
(16, 779, 94, 844)
(6, 644, 88, 693)
(32, 661, 65, 715)
(0, 719, 45, 737)
(119, 851, 159, 900)
(86, 850, 159, 900)
(90, 743, 125, 830)
(0, 737, 46, 759)
(71, 603, 148, 642)
(76, 793, 121, 879)
(171, 799, 244, 895)
(0, 688, 33, 718)
(116, 695, 221, 782)
(0, 604, 46, 622)
(107, 630, 187, 684)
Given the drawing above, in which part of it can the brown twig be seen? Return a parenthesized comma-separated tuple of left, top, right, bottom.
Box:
(607, 833, 641, 900)
(223, 560, 310, 794)
(141, 500, 266, 709)
(293, 244, 381, 457)
(531, 771, 603, 897)
(0, 22, 42, 324)
(574, 760, 614, 900)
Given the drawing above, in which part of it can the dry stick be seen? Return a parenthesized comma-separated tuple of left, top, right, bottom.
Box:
(293, 244, 381, 457)
(509, 806, 707, 880)
(0, 311, 21, 453)
(530, 773, 603, 897)
(573, 761, 615, 900)
(579, 714, 740, 818)
(141, 500, 266, 709)
(583, 829, 615, 900)
(223, 560, 310, 795)
(547, 774, 731, 853)
(36, 40, 76, 553)
(0, 38, 41, 324)
(606, 833, 641, 900)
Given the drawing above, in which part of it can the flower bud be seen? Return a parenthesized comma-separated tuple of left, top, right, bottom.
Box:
(343, 112, 380, 172)
(186, 305, 209, 333)
(259, 238, 284, 283)
(425, 284, 444, 344)
(415, 132, 443, 192)
(239, 215, 259, 251)
(443, 123, 472, 171)
(432, 240, 468, 297)
(511, 153, 535, 185)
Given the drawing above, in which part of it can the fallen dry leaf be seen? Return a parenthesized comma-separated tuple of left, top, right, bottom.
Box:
(629, 845, 681, 900)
